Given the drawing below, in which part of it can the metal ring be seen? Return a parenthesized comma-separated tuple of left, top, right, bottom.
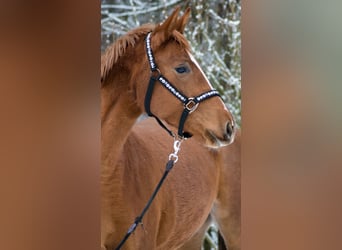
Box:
(150, 68, 161, 79)
(168, 153, 179, 163)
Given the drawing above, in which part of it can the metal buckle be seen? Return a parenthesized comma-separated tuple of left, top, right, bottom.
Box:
(184, 98, 199, 113)
(150, 68, 161, 79)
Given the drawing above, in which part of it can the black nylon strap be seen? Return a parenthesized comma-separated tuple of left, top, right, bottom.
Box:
(178, 109, 191, 137)
(146, 32, 187, 103)
(145, 32, 157, 71)
(195, 90, 221, 102)
(115, 160, 175, 250)
(144, 76, 174, 137)
(158, 75, 187, 103)
(144, 75, 157, 116)
(152, 116, 174, 137)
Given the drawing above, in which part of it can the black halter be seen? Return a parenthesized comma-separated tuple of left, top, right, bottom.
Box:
(144, 32, 221, 138)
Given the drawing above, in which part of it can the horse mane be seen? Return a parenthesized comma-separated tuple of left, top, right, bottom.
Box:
(101, 24, 154, 84)
(101, 7, 191, 85)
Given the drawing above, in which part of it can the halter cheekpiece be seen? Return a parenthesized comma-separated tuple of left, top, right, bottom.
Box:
(144, 32, 221, 138)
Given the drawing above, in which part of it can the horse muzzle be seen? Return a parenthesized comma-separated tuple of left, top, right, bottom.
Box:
(205, 121, 236, 148)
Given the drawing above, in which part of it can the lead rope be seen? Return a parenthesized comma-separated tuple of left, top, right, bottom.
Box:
(115, 139, 183, 250)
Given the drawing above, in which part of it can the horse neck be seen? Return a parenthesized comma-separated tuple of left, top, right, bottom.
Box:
(101, 72, 141, 177)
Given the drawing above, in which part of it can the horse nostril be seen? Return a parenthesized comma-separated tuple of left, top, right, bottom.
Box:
(226, 121, 234, 138)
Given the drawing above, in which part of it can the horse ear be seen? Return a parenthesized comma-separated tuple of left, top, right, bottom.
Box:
(176, 7, 190, 34)
(154, 7, 181, 38)
(153, 7, 191, 47)
(154, 6, 190, 41)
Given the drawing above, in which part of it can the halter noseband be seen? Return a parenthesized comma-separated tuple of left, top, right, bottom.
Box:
(144, 32, 221, 138)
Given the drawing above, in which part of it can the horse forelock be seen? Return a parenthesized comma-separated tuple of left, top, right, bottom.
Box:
(101, 8, 191, 86)
(151, 29, 191, 53)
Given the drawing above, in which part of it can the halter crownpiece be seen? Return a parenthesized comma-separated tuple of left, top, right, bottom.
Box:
(144, 32, 221, 138)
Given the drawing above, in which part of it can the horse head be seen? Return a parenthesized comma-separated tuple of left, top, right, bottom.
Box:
(102, 7, 235, 148)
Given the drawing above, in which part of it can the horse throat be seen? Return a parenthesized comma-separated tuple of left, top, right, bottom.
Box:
(101, 82, 141, 178)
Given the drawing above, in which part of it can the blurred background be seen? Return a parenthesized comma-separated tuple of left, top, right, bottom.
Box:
(1, 0, 342, 249)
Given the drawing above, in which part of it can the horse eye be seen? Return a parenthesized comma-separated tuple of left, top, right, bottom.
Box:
(175, 66, 189, 74)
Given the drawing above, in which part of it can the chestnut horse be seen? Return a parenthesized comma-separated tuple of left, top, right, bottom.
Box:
(121, 119, 240, 250)
(101, 7, 235, 249)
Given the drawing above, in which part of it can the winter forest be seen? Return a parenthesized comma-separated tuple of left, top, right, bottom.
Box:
(101, 0, 241, 127)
